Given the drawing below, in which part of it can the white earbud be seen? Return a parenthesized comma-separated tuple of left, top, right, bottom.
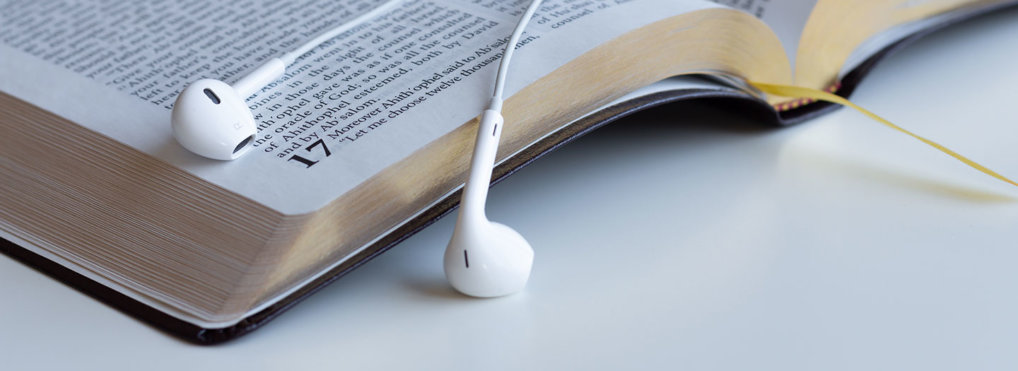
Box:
(442, 0, 542, 297)
(171, 58, 284, 160)
(444, 110, 534, 297)
(170, 0, 401, 160)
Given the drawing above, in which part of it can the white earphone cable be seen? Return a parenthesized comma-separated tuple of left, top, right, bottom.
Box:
(488, 0, 544, 112)
(279, 0, 542, 111)
(281, 0, 404, 65)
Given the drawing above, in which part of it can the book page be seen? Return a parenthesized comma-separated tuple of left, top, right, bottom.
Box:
(711, 0, 818, 67)
(0, 0, 719, 214)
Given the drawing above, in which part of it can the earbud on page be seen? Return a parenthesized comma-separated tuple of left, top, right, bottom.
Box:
(169, 0, 401, 160)
(171, 79, 257, 160)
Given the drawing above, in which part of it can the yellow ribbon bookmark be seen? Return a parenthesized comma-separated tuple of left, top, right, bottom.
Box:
(748, 81, 1018, 188)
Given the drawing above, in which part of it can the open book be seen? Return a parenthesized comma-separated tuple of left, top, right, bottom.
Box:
(1, 0, 1013, 343)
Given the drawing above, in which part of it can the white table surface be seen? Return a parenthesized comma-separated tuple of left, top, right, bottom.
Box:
(3, 7, 1018, 371)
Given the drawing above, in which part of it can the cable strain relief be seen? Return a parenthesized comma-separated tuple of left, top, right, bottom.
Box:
(488, 96, 503, 112)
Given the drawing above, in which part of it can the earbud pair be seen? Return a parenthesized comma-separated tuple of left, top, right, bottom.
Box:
(173, 84, 535, 297)
(173, 88, 536, 297)
(172, 78, 535, 297)
(170, 0, 541, 298)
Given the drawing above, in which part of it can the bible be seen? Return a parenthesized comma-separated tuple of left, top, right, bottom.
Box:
(1, 0, 1013, 343)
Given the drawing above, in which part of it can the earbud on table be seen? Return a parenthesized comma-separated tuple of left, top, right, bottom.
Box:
(444, 110, 534, 297)
(442, 0, 543, 297)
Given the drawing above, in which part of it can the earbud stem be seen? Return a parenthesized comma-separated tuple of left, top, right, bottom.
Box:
(232, 58, 287, 98)
(459, 109, 504, 222)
